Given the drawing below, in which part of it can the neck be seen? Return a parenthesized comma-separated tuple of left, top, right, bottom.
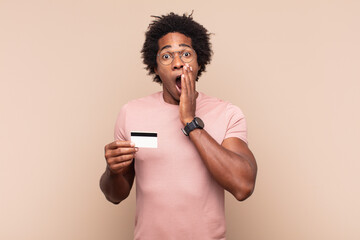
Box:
(162, 91, 199, 105)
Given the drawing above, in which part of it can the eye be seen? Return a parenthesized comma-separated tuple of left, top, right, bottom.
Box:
(182, 51, 192, 58)
(161, 53, 172, 60)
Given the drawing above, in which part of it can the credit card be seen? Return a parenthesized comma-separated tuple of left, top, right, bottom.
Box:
(131, 131, 158, 148)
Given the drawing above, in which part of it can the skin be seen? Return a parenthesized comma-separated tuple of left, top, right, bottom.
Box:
(100, 32, 257, 203)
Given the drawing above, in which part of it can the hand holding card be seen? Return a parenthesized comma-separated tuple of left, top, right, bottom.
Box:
(131, 132, 158, 148)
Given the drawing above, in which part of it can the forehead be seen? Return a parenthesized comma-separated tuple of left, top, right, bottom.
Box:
(158, 32, 192, 51)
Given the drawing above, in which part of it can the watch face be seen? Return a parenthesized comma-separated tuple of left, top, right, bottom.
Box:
(194, 117, 204, 128)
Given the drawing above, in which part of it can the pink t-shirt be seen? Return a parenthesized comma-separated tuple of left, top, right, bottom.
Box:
(114, 92, 247, 240)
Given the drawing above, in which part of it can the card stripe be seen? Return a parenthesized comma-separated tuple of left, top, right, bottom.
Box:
(131, 132, 157, 137)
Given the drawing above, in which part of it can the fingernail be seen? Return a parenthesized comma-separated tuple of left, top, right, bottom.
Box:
(184, 66, 187, 70)
(135, 147, 139, 152)
(190, 66, 193, 71)
(130, 142, 135, 147)
(182, 74, 185, 79)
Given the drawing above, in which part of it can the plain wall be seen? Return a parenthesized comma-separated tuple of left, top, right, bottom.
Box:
(1, 0, 359, 239)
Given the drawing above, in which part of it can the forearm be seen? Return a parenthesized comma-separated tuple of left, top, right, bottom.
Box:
(189, 129, 257, 201)
(99, 163, 135, 204)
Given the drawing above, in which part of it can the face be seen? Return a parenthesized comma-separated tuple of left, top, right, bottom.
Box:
(154, 32, 200, 105)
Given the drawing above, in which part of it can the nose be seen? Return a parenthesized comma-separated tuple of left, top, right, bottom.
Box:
(172, 53, 184, 70)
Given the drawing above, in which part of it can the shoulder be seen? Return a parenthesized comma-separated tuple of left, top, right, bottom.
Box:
(225, 102, 245, 119)
(120, 92, 162, 112)
(115, 92, 161, 121)
(197, 92, 227, 110)
(198, 92, 244, 116)
(125, 92, 161, 107)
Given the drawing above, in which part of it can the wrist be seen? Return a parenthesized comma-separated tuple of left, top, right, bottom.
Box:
(182, 117, 195, 126)
(106, 165, 127, 177)
(106, 166, 118, 177)
(181, 117, 204, 136)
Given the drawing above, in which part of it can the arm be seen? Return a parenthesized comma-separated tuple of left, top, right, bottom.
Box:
(188, 129, 257, 201)
(180, 64, 257, 201)
(99, 141, 137, 204)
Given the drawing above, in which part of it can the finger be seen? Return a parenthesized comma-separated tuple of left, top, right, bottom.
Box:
(184, 66, 192, 94)
(112, 146, 138, 156)
(109, 158, 134, 173)
(181, 72, 187, 96)
(106, 140, 135, 150)
(108, 153, 135, 165)
(187, 64, 196, 92)
(182, 67, 189, 93)
(105, 147, 137, 160)
(184, 64, 195, 93)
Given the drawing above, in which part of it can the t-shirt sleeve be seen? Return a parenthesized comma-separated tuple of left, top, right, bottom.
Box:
(224, 103, 248, 144)
(114, 104, 128, 141)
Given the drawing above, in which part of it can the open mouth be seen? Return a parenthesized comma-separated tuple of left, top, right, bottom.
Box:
(175, 75, 182, 92)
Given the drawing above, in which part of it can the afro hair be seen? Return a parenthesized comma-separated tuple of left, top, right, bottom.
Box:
(141, 12, 213, 83)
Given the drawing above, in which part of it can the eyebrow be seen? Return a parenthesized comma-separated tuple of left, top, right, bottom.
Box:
(159, 44, 192, 52)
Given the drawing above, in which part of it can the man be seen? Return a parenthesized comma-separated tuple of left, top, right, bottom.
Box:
(100, 12, 257, 239)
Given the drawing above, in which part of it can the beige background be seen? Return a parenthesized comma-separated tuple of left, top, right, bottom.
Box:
(1, 0, 359, 239)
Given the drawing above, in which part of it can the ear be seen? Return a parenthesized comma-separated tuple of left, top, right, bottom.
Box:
(154, 67, 158, 75)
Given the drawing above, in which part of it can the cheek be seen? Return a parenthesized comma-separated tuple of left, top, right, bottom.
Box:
(191, 60, 200, 72)
(191, 64, 200, 76)
(157, 69, 167, 79)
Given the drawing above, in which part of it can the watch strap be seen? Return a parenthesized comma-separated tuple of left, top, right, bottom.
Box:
(184, 121, 197, 135)
(181, 117, 203, 136)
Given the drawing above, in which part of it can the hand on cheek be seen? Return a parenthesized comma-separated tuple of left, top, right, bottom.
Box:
(179, 64, 197, 125)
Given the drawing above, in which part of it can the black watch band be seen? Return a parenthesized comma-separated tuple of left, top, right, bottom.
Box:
(181, 117, 204, 136)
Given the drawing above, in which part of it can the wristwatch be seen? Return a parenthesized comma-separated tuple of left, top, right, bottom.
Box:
(181, 117, 204, 136)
